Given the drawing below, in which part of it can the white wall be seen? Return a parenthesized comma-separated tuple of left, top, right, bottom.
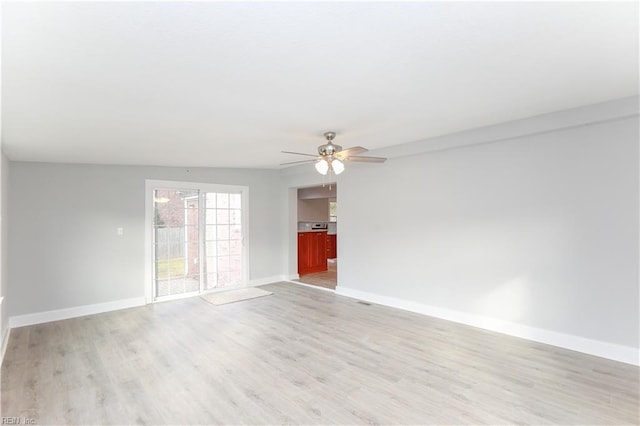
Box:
(8, 163, 284, 318)
(0, 1, 7, 350)
(298, 186, 336, 199)
(1, 153, 8, 342)
(298, 198, 329, 222)
(334, 99, 638, 361)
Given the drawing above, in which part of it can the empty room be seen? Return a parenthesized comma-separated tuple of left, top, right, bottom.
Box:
(0, 1, 638, 425)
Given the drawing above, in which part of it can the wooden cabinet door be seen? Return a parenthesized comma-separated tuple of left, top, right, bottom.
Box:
(298, 233, 310, 274)
(309, 233, 319, 269)
(314, 232, 327, 270)
(298, 232, 327, 275)
(332, 235, 337, 258)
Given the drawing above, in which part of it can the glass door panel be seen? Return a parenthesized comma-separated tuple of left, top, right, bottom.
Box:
(153, 188, 200, 298)
(203, 191, 244, 290)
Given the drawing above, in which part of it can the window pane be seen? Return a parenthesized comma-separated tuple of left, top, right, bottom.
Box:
(156, 282, 169, 297)
(205, 225, 216, 241)
(230, 209, 241, 225)
(206, 273, 217, 288)
(187, 240, 199, 256)
(206, 209, 216, 224)
(184, 276, 199, 293)
(156, 258, 185, 278)
(154, 189, 170, 199)
(156, 228, 169, 245)
(205, 242, 216, 257)
(155, 242, 168, 259)
(217, 240, 230, 256)
(205, 193, 216, 208)
(230, 193, 241, 209)
(217, 225, 230, 240)
(167, 238, 181, 259)
(230, 225, 241, 240)
(216, 209, 229, 224)
(217, 193, 229, 208)
(217, 256, 230, 272)
(184, 208, 198, 228)
(230, 255, 241, 272)
(218, 271, 230, 287)
(155, 262, 169, 279)
(229, 239, 242, 255)
(205, 256, 217, 273)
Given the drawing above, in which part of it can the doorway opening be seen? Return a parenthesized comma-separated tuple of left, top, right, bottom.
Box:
(295, 184, 337, 290)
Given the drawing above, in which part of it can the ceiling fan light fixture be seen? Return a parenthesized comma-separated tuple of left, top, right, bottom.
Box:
(331, 159, 344, 175)
(282, 131, 386, 174)
(315, 158, 329, 175)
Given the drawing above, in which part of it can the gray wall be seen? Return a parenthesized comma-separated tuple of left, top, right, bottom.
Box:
(337, 108, 639, 348)
(1, 152, 7, 341)
(298, 186, 336, 199)
(8, 163, 284, 317)
(298, 198, 329, 222)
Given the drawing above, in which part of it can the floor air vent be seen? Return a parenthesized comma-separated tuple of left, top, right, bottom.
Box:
(357, 301, 371, 306)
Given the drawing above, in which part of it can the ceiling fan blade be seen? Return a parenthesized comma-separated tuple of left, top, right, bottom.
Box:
(280, 159, 318, 166)
(344, 155, 387, 163)
(281, 151, 318, 157)
(336, 146, 368, 159)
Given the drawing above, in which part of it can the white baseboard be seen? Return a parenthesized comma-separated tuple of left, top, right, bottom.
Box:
(287, 274, 300, 281)
(249, 275, 288, 287)
(335, 286, 639, 366)
(9, 297, 147, 328)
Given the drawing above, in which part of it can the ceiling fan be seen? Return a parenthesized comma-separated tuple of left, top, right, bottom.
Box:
(281, 131, 387, 175)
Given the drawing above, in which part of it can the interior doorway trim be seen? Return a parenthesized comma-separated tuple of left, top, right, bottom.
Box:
(289, 182, 338, 291)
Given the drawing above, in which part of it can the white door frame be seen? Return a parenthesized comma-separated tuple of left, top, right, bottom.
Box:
(144, 179, 250, 304)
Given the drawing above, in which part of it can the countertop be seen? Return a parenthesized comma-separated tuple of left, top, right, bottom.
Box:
(298, 230, 337, 235)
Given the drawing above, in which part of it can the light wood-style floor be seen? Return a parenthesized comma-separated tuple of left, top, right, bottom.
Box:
(297, 258, 337, 290)
(2, 282, 638, 425)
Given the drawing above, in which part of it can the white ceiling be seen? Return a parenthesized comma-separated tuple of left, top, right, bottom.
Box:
(2, 1, 638, 169)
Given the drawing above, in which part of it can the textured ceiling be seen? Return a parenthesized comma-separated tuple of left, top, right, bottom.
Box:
(2, 2, 638, 168)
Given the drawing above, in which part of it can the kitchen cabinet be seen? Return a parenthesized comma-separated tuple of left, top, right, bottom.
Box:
(326, 234, 337, 259)
(298, 231, 327, 275)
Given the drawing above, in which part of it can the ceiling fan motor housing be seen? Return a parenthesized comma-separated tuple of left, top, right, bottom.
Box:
(319, 131, 341, 156)
(318, 143, 342, 156)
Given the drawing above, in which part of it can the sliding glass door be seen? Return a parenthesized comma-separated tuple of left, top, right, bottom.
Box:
(149, 181, 248, 301)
